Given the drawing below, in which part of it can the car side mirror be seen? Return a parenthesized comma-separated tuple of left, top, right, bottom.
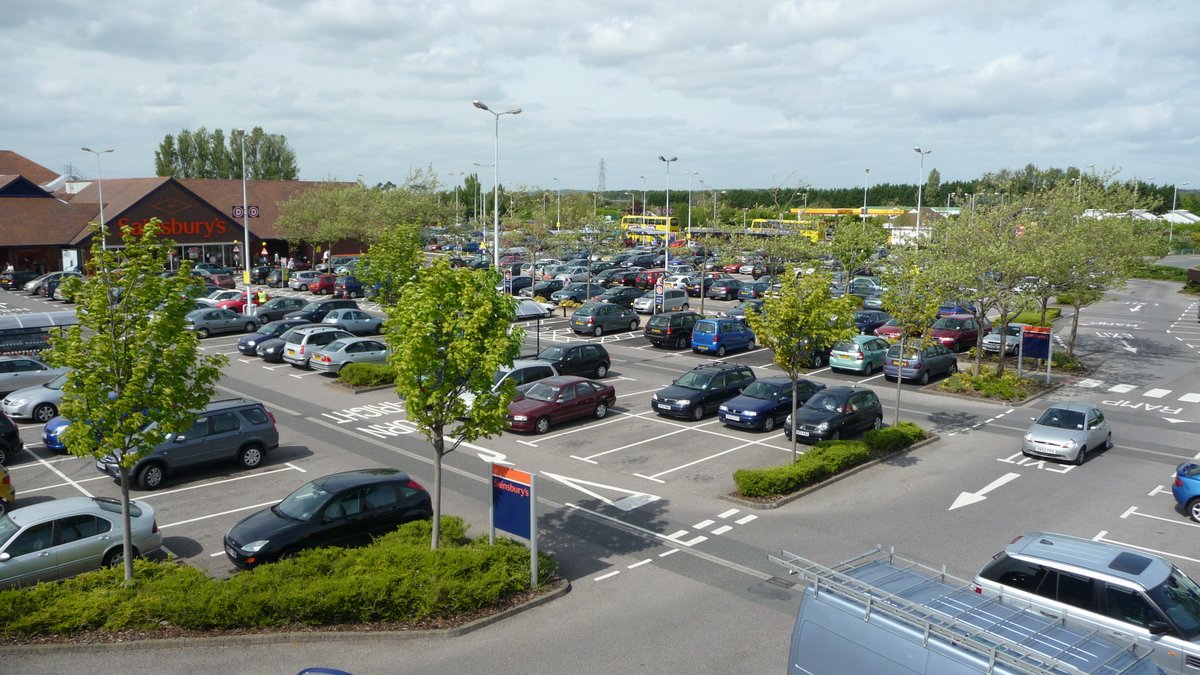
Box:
(0, 552, 9, 562)
(1147, 620, 1171, 635)
(172, 434, 186, 442)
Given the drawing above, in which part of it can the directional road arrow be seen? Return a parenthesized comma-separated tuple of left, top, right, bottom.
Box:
(1118, 338, 1138, 354)
(541, 471, 661, 511)
(949, 472, 1021, 511)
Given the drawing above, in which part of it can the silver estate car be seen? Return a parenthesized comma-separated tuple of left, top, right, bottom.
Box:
(309, 337, 389, 374)
(1021, 401, 1112, 464)
(0, 496, 162, 589)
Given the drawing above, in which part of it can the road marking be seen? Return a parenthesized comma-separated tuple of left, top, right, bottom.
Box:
(160, 500, 278, 529)
(1143, 388, 1170, 398)
(627, 559, 652, 569)
(949, 472, 1021, 510)
(285, 461, 306, 473)
(31, 453, 93, 497)
(693, 519, 715, 529)
(665, 529, 689, 540)
(1107, 383, 1136, 393)
(573, 426, 692, 463)
(1120, 506, 1200, 529)
(710, 525, 732, 535)
(216, 384, 301, 416)
(593, 570, 621, 581)
(1076, 379, 1103, 388)
(717, 508, 739, 519)
(639, 440, 761, 481)
(1180, 393, 1200, 403)
(137, 466, 303, 499)
(540, 471, 660, 510)
(6, 454, 78, 470)
(1093, 531, 1200, 564)
(21, 475, 110, 494)
(736, 514, 758, 524)
(659, 549, 678, 558)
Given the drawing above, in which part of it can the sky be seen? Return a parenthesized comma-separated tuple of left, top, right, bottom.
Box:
(4, 1, 1198, 195)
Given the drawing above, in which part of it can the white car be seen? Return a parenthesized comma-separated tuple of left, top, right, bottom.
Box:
(196, 289, 248, 307)
(662, 274, 693, 290)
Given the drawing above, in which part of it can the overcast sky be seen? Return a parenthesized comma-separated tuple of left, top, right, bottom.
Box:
(5, 1, 1198, 195)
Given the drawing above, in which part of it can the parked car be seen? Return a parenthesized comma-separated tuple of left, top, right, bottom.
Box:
(1021, 402, 1111, 464)
(205, 272, 237, 289)
(718, 377, 824, 432)
(1173, 462, 1200, 522)
(194, 262, 232, 276)
(691, 317, 756, 357)
(784, 386, 883, 443)
(0, 464, 12, 513)
(504, 275, 535, 296)
(287, 270, 321, 292)
(738, 280, 771, 300)
(981, 323, 1027, 355)
(308, 274, 337, 295)
(184, 307, 259, 338)
(196, 289, 247, 307)
(40, 271, 82, 300)
(23, 271, 74, 296)
(632, 288, 688, 314)
(238, 319, 312, 356)
(570, 303, 640, 336)
(309, 337, 389, 374)
(256, 323, 319, 363)
(249, 265, 273, 285)
(514, 299, 554, 321)
(535, 343, 610, 379)
(0, 356, 69, 396)
(720, 299, 764, 320)
(0, 410, 22, 466)
(661, 274, 692, 291)
(596, 285, 644, 309)
(551, 283, 604, 305)
(265, 269, 285, 288)
(633, 268, 668, 290)
(506, 376, 616, 434)
(607, 268, 644, 287)
(882, 343, 959, 384)
(284, 298, 360, 323)
(847, 276, 884, 297)
(215, 292, 270, 314)
(282, 326, 355, 369)
(0, 270, 39, 291)
(937, 299, 977, 318)
(0, 496, 162, 588)
(250, 297, 309, 325)
(929, 314, 991, 351)
(644, 311, 702, 349)
(2, 372, 68, 423)
(224, 468, 432, 569)
(853, 310, 891, 335)
(873, 318, 905, 340)
(321, 308, 384, 336)
(554, 266, 592, 283)
(520, 278, 563, 299)
(92, 398, 281, 489)
(829, 336, 892, 374)
(460, 360, 559, 408)
(590, 269, 626, 288)
(651, 362, 756, 421)
(707, 278, 743, 301)
(332, 275, 365, 299)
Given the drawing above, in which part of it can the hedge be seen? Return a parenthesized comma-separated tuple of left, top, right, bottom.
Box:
(338, 362, 396, 387)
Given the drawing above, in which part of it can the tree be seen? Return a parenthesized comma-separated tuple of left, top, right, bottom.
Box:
(879, 253, 944, 425)
(826, 215, 889, 280)
(745, 269, 859, 461)
(384, 260, 523, 548)
(48, 219, 226, 581)
(155, 127, 298, 180)
(356, 221, 424, 306)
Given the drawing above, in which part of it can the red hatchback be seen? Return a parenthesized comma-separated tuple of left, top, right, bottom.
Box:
(507, 376, 617, 434)
(928, 313, 990, 352)
(310, 274, 337, 295)
(634, 268, 667, 289)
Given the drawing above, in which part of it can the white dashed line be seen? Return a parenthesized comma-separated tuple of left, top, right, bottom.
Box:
(594, 570, 621, 581)
(693, 519, 715, 529)
(1107, 383, 1137, 393)
(735, 514, 757, 525)
(717, 508, 740, 519)
(627, 559, 652, 569)
(710, 525, 732, 535)
(658, 549, 679, 558)
(1144, 388, 1170, 398)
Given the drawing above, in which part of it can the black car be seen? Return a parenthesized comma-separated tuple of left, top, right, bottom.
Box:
(0, 410, 22, 465)
(718, 377, 825, 432)
(265, 269, 285, 288)
(644, 310, 702, 349)
(622, 254, 657, 268)
(252, 297, 309, 325)
(223, 468, 432, 569)
(238, 319, 311, 356)
(590, 269, 626, 288)
(250, 265, 274, 284)
(535, 343, 611, 379)
(0, 270, 38, 291)
(284, 298, 359, 323)
(521, 278, 562, 298)
(597, 285, 644, 309)
(505, 275, 535, 296)
(784, 386, 883, 443)
(651, 362, 756, 421)
(608, 269, 643, 287)
(721, 299, 764, 320)
(853, 310, 891, 335)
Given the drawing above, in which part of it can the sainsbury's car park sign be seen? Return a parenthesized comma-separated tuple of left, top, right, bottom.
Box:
(491, 464, 539, 586)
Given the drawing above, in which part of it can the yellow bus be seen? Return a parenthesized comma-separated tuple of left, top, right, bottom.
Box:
(749, 219, 824, 242)
(620, 215, 681, 244)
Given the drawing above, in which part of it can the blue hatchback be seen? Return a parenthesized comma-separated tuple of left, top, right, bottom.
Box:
(691, 318, 755, 357)
(718, 377, 824, 432)
(1173, 463, 1200, 522)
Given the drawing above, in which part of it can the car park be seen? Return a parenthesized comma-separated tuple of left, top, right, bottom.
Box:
(92, 398, 280, 490)
(507, 376, 616, 434)
(197, 289, 247, 307)
(40, 271, 82, 300)
(1173, 463, 1200, 522)
(651, 362, 755, 421)
(215, 291, 269, 314)
(691, 317, 755, 356)
(238, 319, 312, 356)
(718, 376, 824, 432)
(784, 386, 883, 443)
(460, 360, 559, 407)
(707, 278, 743, 301)
(288, 270, 321, 292)
(633, 269, 668, 290)
(596, 285, 644, 309)
(551, 282, 604, 305)
(554, 266, 591, 283)
(309, 337, 389, 374)
(223, 468, 432, 569)
(514, 299, 553, 321)
(737, 280, 770, 300)
(929, 314, 990, 351)
(847, 276, 884, 297)
(644, 310, 702, 349)
(981, 323, 1027, 355)
(2, 371, 68, 423)
(504, 275, 535, 296)
(250, 296, 309, 325)
(284, 298, 360, 323)
(937, 299, 977, 318)
(0, 411, 21, 465)
(321, 308, 383, 335)
(661, 274, 692, 290)
(282, 326, 355, 369)
(205, 272, 237, 289)
(570, 303, 640, 336)
(829, 336, 892, 374)
(521, 278, 563, 298)
(0, 356, 69, 396)
(1021, 402, 1111, 465)
(719, 299, 764, 320)
(23, 271, 74, 296)
(853, 310, 891, 335)
(535, 343, 610, 379)
(861, 291, 884, 310)
(0, 496, 162, 588)
(184, 307, 259, 338)
(882, 343, 959, 384)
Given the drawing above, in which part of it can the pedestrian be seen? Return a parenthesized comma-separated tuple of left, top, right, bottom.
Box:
(2, 262, 12, 274)
(257, 288, 268, 304)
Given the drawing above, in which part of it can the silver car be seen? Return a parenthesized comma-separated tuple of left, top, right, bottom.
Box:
(309, 337, 389, 374)
(0, 356, 69, 396)
(0, 496, 162, 589)
(2, 372, 68, 422)
(1021, 402, 1112, 464)
(981, 323, 1027, 355)
(321, 308, 384, 335)
(184, 308, 259, 338)
(287, 270, 321, 291)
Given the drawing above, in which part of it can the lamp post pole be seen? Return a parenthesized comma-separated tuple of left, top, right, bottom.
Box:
(1171, 181, 1190, 245)
(640, 175, 647, 216)
(913, 147, 932, 241)
(625, 191, 634, 214)
(553, 177, 561, 228)
(684, 170, 698, 242)
(657, 156, 677, 315)
(233, 129, 252, 309)
(81, 147, 114, 251)
(862, 168, 870, 220)
(473, 100, 522, 269)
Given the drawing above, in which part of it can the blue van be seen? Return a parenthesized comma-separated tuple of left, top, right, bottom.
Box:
(691, 318, 755, 356)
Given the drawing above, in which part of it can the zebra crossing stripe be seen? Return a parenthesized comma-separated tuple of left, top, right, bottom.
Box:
(1143, 389, 1170, 398)
(1077, 379, 1103, 388)
(1107, 384, 1137, 393)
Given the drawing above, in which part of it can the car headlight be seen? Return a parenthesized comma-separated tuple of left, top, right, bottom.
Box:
(1063, 438, 1077, 448)
(240, 540, 270, 553)
(7, 398, 27, 407)
(1024, 433, 1034, 442)
(512, 415, 528, 422)
(651, 394, 659, 402)
(816, 422, 829, 432)
(676, 399, 691, 406)
(743, 410, 757, 417)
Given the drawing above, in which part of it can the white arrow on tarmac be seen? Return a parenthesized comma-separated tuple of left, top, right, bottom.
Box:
(541, 471, 660, 511)
(1129, 303, 1144, 312)
(950, 472, 1021, 511)
(1163, 417, 1192, 424)
(1118, 338, 1138, 354)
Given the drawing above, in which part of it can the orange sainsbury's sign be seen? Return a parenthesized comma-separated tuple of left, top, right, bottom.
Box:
(117, 217, 229, 239)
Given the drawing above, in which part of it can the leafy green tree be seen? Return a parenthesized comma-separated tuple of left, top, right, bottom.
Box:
(155, 127, 298, 179)
(826, 215, 889, 280)
(48, 219, 226, 581)
(275, 183, 376, 251)
(746, 270, 859, 461)
(384, 260, 523, 549)
(879, 253, 944, 425)
(356, 222, 424, 305)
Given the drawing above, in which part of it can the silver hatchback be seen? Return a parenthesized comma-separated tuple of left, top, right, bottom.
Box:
(1022, 401, 1112, 464)
(310, 337, 389, 374)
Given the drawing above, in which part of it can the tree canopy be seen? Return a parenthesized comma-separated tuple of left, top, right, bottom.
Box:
(154, 126, 298, 180)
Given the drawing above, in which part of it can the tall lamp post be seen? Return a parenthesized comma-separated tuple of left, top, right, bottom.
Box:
(472, 100, 522, 268)
(450, 171, 464, 226)
(81, 147, 114, 251)
(657, 156, 677, 314)
(862, 168, 870, 220)
(913, 147, 932, 241)
(553, 177, 561, 228)
(625, 191, 634, 214)
(1171, 181, 1190, 245)
(233, 129, 252, 309)
(684, 170, 699, 242)
(640, 175, 647, 216)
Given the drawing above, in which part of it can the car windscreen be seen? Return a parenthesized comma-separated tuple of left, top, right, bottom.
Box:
(934, 317, 964, 330)
(537, 346, 565, 361)
(693, 321, 716, 334)
(44, 372, 68, 390)
(523, 381, 559, 402)
(275, 481, 333, 521)
(0, 515, 19, 546)
(672, 371, 710, 390)
(804, 392, 846, 412)
(325, 340, 350, 353)
(741, 381, 787, 400)
(1146, 568, 1200, 640)
(301, 301, 323, 311)
(1036, 409, 1085, 429)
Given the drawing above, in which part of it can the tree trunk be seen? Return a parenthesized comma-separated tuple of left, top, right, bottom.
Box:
(1068, 302, 1082, 356)
(119, 464, 134, 583)
(893, 335, 905, 426)
(431, 434, 444, 550)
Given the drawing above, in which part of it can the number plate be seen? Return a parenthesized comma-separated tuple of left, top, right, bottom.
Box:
(724, 414, 740, 422)
(649, 328, 663, 335)
(95, 460, 107, 471)
(656, 403, 672, 411)
(225, 544, 238, 559)
(892, 359, 902, 366)
(795, 430, 810, 437)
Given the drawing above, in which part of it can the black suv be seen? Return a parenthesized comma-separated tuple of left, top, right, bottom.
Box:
(644, 311, 702, 349)
(284, 298, 359, 323)
(651, 362, 756, 420)
(0, 410, 21, 465)
(95, 398, 280, 490)
(784, 386, 883, 443)
(535, 343, 611, 379)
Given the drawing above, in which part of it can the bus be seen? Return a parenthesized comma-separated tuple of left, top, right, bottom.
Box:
(748, 219, 825, 242)
(0, 311, 77, 356)
(619, 215, 682, 244)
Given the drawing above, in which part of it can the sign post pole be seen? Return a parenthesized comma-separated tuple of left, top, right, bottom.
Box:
(529, 474, 538, 587)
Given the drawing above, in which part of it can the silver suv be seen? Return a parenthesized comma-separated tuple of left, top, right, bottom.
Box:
(974, 532, 1200, 673)
(95, 398, 280, 490)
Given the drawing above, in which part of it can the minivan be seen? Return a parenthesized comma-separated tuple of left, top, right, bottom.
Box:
(282, 325, 354, 368)
(691, 318, 756, 356)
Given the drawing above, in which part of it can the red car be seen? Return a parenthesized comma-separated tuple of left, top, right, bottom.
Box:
(203, 272, 237, 289)
(310, 274, 337, 295)
(874, 319, 904, 340)
(216, 292, 270, 313)
(928, 313, 990, 352)
(634, 268, 667, 289)
(722, 262, 744, 274)
(507, 376, 617, 434)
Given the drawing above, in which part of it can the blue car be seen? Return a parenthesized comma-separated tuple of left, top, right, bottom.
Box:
(691, 318, 756, 356)
(1173, 463, 1200, 522)
(937, 299, 977, 318)
(718, 377, 824, 432)
(42, 415, 70, 452)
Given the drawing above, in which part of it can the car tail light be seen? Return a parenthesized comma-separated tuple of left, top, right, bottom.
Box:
(152, 518, 159, 534)
(314, 354, 331, 363)
(972, 584, 982, 594)
(855, 353, 863, 361)
(1176, 476, 1184, 487)
(266, 409, 278, 432)
(406, 478, 426, 491)
(1, 474, 10, 488)
(298, 345, 305, 355)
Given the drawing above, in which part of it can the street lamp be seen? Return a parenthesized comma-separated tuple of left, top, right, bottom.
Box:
(640, 175, 647, 216)
(684, 170, 699, 241)
(553, 177, 561, 228)
(472, 99, 522, 268)
(913, 147, 932, 240)
(657, 156, 677, 313)
(625, 191, 634, 214)
(233, 129, 252, 310)
(1171, 181, 1190, 245)
(862, 168, 870, 220)
(81, 147, 114, 251)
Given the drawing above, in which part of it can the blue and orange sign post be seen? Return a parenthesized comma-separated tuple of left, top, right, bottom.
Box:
(490, 464, 539, 586)
(1020, 325, 1053, 383)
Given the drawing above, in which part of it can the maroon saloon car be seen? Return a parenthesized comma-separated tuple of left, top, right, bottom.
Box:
(506, 376, 617, 434)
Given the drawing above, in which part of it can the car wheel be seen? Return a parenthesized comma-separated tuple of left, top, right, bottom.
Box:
(918, 370, 930, 385)
(594, 326, 604, 337)
(102, 546, 136, 568)
(299, 284, 308, 291)
(830, 429, 841, 441)
(196, 327, 210, 339)
(239, 443, 264, 468)
(0, 443, 8, 466)
(31, 402, 58, 423)
(1074, 445, 1087, 465)
(138, 463, 166, 490)
(948, 362, 958, 375)
(594, 402, 608, 419)
(762, 416, 775, 433)
(244, 322, 257, 333)
(1104, 433, 1113, 450)
(811, 352, 825, 368)
(1188, 498, 1200, 523)
(595, 363, 608, 378)
(629, 319, 639, 332)
(871, 416, 883, 431)
(747, 338, 756, 351)
(675, 336, 688, 349)
(692, 405, 705, 421)
(534, 417, 551, 434)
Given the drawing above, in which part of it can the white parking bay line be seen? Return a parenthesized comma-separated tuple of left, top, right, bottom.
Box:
(32, 453, 93, 497)
(23, 475, 110, 495)
(160, 500, 278, 529)
(1120, 506, 1200, 529)
(137, 465, 302, 499)
(572, 426, 692, 463)
(1093, 531, 1200, 564)
(641, 440, 758, 481)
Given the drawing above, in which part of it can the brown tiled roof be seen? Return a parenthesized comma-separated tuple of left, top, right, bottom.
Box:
(0, 194, 96, 246)
(66, 177, 171, 227)
(0, 151, 60, 186)
(180, 179, 346, 239)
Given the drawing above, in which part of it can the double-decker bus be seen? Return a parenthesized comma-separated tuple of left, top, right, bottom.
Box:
(748, 219, 825, 242)
(619, 215, 681, 244)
